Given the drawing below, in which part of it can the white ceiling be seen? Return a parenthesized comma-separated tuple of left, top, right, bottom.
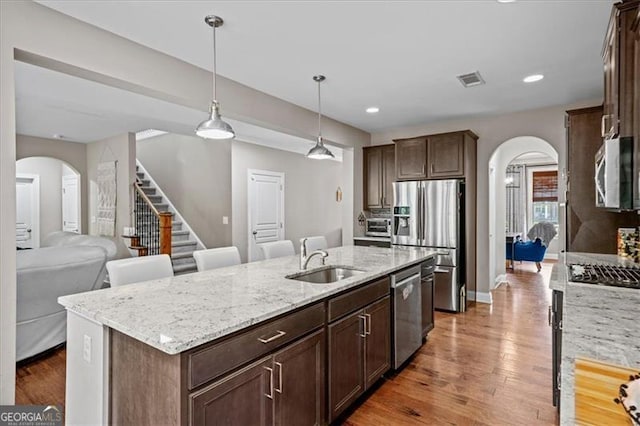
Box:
(14, 61, 342, 161)
(37, 0, 613, 132)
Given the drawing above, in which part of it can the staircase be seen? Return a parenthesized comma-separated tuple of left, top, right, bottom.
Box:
(135, 162, 205, 275)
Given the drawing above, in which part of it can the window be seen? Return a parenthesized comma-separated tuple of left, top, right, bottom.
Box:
(532, 170, 558, 224)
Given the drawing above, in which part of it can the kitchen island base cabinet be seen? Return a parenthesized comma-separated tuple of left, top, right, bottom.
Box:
(190, 357, 274, 426)
(328, 294, 391, 422)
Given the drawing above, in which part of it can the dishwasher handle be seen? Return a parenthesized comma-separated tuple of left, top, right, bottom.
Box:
(392, 272, 421, 289)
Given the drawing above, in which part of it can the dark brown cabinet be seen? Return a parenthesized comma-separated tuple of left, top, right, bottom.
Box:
(421, 274, 434, 338)
(427, 132, 465, 178)
(566, 106, 640, 253)
(363, 144, 395, 209)
(394, 137, 428, 180)
(190, 357, 274, 426)
(273, 329, 325, 426)
(364, 297, 391, 389)
(328, 289, 390, 422)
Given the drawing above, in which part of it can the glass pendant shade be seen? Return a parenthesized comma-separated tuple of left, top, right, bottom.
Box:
(196, 101, 235, 140)
(307, 136, 335, 160)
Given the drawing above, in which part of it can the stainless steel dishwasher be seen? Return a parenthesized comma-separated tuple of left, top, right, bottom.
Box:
(390, 265, 422, 369)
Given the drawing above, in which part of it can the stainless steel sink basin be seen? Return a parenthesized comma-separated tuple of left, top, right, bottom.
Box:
(286, 265, 365, 284)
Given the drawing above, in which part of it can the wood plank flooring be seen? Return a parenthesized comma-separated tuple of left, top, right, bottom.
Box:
(15, 261, 558, 426)
(345, 261, 558, 426)
(15, 345, 66, 410)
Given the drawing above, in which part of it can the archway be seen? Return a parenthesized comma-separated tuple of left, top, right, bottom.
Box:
(16, 156, 82, 248)
(488, 137, 559, 288)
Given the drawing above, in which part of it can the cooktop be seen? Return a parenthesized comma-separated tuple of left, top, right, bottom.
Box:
(569, 263, 640, 289)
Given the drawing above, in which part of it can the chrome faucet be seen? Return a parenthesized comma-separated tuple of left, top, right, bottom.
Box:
(300, 238, 328, 270)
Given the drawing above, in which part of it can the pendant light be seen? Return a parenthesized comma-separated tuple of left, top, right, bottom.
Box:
(196, 15, 235, 140)
(307, 75, 335, 160)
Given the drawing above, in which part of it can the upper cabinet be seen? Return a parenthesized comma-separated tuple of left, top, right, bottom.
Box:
(363, 144, 395, 209)
(634, 8, 640, 147)
(394, 130, 477, 181)
(394, 137, 428, 180)
(602, 0, 639, 139)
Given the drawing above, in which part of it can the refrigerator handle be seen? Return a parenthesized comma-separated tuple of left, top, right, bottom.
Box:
(417, 183, 423, 244)
(419, 182, 426, 244)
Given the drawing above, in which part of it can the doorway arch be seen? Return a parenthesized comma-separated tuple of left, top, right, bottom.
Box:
(488, 136, 559, 287)
(16, 156, 82, 247)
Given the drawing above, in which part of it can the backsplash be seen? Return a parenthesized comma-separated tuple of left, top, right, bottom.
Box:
(368, 208, 391, 218)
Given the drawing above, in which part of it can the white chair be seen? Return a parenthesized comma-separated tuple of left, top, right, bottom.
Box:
(193, 247, 241, 272)
(106, 254, 174, 287)
(260, 240, 295, 259)
(301, 236, 328, 252)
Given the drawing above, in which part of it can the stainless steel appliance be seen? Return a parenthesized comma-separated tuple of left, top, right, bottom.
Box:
(392, 179, 466, 312)
(421, 258, 435, 338)
(569, 263, 640, 289)
(365, 218, 391, 237)
(594, 136, 633, 210)
(390, 265, 422, 369)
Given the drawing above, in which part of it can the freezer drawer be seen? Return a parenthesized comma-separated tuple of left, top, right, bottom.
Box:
(433, 266, 463, 312)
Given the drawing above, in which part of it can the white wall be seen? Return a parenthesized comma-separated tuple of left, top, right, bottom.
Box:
(232, 140, 343, 263)
(16, 157, 63, 243)
(137, 133, 232, 248)
(372, 100, 599, 297)
(86, 133, 136, 259)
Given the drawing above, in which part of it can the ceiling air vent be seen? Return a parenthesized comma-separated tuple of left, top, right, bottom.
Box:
(457, 71, 485, 88)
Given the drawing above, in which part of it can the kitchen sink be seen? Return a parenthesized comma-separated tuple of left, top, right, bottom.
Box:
(286, 265, 365, 284)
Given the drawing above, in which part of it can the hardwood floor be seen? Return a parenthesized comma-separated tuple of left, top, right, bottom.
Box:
(345, 260, 559, 426)
(15, 345, 66, 410)
(15, 261, 557, 425)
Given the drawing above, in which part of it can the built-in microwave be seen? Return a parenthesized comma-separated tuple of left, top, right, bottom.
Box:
(365, 218, 391, 237)
(594, 136, 633, 210)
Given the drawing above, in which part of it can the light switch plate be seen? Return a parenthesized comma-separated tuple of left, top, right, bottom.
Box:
(222, 216, 229, 225)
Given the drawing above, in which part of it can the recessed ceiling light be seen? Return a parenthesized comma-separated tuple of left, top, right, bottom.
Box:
(53, 134, 64, 139)
(523, 74, 544, 83)
(497, 0, 516, 3)
(366, 107, 380, 114)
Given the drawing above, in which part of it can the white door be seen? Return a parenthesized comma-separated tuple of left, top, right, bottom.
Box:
(248, 170, 285, 262)
(16, 175, 40, 248)
(62, 174, 80, 233)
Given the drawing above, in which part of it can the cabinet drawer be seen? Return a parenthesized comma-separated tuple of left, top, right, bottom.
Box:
(188, 302, 325, 390)
(328, 277, 389, 323)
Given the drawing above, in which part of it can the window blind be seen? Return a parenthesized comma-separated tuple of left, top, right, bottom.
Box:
(532, 170, 558, 202)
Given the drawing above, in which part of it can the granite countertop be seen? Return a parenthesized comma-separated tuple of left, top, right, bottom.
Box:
(59, 246, 434, 355)
(551, 252, 640, 425)
(353, 236, 391, 242)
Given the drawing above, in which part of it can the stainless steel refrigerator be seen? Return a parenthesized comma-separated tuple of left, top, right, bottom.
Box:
(392, 179, 466, 312)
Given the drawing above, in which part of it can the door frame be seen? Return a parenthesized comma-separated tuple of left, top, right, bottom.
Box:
(62, 173, 81, 233)
(16, 173, 40, 248)
(247, 169, 285, 262)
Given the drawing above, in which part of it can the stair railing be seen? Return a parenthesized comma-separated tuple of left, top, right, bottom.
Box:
(132, 181, 172, 256)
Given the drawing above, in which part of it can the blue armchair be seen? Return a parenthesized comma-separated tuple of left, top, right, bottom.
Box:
(506, 238, 546, 272)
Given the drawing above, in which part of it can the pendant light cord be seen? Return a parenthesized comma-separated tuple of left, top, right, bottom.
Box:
(212, 24, 217, 102)
(317, 79, 322, 138)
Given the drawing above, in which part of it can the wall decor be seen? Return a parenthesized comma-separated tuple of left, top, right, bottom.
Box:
(97, 161, 117, 237)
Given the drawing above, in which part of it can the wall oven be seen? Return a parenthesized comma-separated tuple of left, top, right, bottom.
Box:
(595, 136, 633, 210)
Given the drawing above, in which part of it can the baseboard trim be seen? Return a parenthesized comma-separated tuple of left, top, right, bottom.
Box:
(544, 253, 559, 260)
(468, 291, 492, 305)
(493, 274, 508, 289)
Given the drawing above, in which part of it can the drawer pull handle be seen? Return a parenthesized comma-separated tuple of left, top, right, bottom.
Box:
(264, 366, 274, 399)
(275, 362, 283, 394)
(359, 315, 367, 338)
(258, 330, 287, 344)
(365, 314, 372, 335)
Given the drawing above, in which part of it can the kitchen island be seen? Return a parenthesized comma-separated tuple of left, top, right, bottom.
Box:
(550, 253, 640, 425)
(59, 245, 435, 425)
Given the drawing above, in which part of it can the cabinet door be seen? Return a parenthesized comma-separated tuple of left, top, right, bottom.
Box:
(603, 13, 619, 139)
(273, 329, 325, 426)
(381, 145, 395, 208)
(421, 276, 434, 338)
(427, 133, 465, 178)
(634, 9, 640, 208)
(363, 147, 383, 209)
(328, 310, 365, 421)
(395, 138, 427, 180)
(190, 357, 273, 426)
(364, 296, 391, 389)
